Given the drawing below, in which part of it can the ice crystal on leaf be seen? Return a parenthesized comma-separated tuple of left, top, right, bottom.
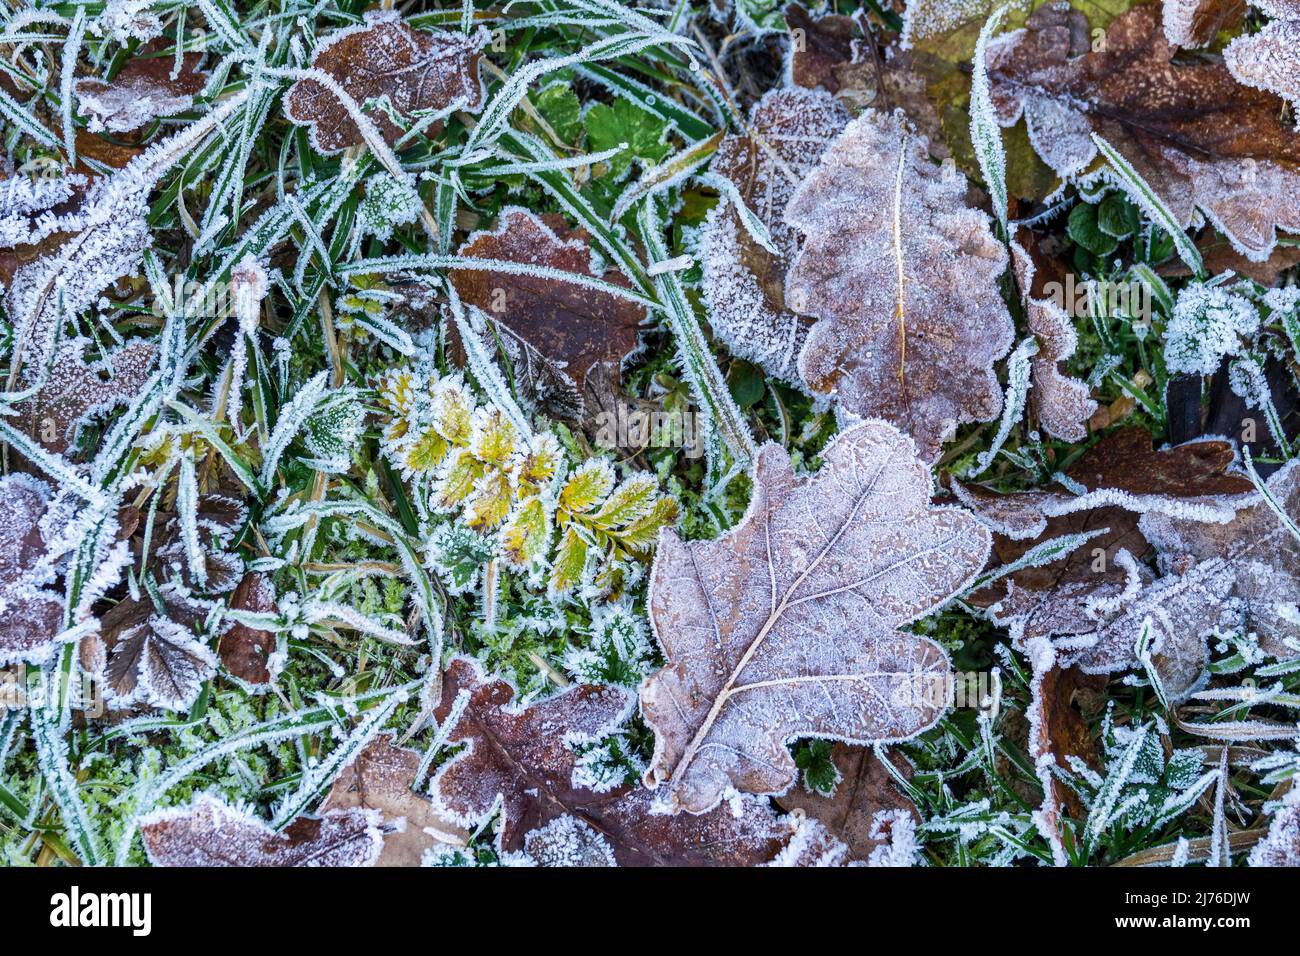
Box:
(105, 614, 219, 712)
(0, 474, 65, 667)
(986, 4, 1300, 262)
(285, 11, 487, 155)
(784, 108, 1013, 462)
(1225, 21, 1300, 128)
(1162, 0, 1245, 48)
(1010, 236, 1096, 441)
(74, 39, 207, 134)
(641, 421, 989, 814)
(427, 657, 848, 866)
(139, 794, 383, 867)
(1164, 282, 1260, 378)
(1249, 787, 1300, 866)
(697, 87, 848, 383)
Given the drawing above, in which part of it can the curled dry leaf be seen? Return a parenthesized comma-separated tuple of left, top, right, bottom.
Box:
(774, 744, 921, 863)
(219, 572, 279, 686)
(1225, 22, 1300, 126)
(321, 733, 468, 867)
(784, 108, 1013, 463)
(139, 794, 383, 867)
(0, 474, 64, 667)
(642, 421, 989, 813)
(12, 336, 156, 457)
(987, 4, 1300, 262)
(428, 657, 831, 866)
(449, 207, 645, 423)
(285, 10, 487, 155)
(1162, 0, 1245, 48)
(1142, 459, 1300, 658)
(699, 87, 848, 383)
(74, 40, 208, 134)
(1009, 234, 1096, 442)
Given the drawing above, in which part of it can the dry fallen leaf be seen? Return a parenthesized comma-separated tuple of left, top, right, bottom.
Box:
(139, 794, 383, 866)
(0, 474, 64, 668)
(699, 87, 848, 383)
(641, 421, 989, 813)
(1141, 458, 1300, 658)
(75, 40, 208, 134)
(774, 744, 921, 863)
(285, 10, 486, 155)
(784, 108, 1014, 462)
(1010, 235, 1096, 442)
(449, 207, 645, 422)
(321, 733, 468, 867)
(987, 4, 1300, 262)
(784, 3, 871, 95)
(105, 614, 219, 712)
(428, 657, 825, 866)
(12, 336, 156, 457)
(219, 572, 279, 687)
(1162, 0, 1245, 47)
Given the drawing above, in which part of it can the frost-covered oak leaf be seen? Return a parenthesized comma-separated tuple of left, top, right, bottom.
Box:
(139, 794, 383, 867)
(449, 207, 645, 423)
(285, 10, 487, 155)
(698, 87, 848, 383)
(784, 109, 1014, 463)
(321, 733, 469, 867)
(986, 4, 1300, 262)
(13, 336, 155, 457)
(1225, 22, 1300, 127)
(1010, 235, 1096, 441)
(1141, 458, 1300, 659)
(0, 474, 64, 667)
(428, 657, 834, 866)
(641, 421, 989, 814)
(74, 39, 208, 134)
(1162, 0, 1245, 48)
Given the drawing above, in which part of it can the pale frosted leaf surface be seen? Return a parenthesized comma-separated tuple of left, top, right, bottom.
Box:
(1249, 788, 1300, 867)
(1142, 459, 1300, 658)
(106, 616, 219, 712)
(321, 733, 468, 866)
(1225, 22, 1300, 125)
(698, 88, 848, 383)
(285, 10, 486, 154)
(428, 657, 812, 866)
(987, 4, 1300, 261)
(1009, 239, 1096, 441)
(642, 421, 989, 813)
(784, 109, 1013, 462)
(0, 474, 64, 667)
(139, 794, 383, 867)
(521, 815, 617, 867)
(13, 336, 156, 456)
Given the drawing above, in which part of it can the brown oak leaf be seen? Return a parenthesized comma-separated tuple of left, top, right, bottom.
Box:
(775, 744, 921, 864)
(449, 207, 645, 422)
(784, 3, 869, 94)
(784, 108, 1014, 463)
(1162, 0, 1245, 47)
(321, 733, 468, 867)
(219, 572, 278, 686)
(641, 421, 989, 813)
(987, 3, 1300, 262)
(12, 336, 156, 457)
(428, 657, 829, 866)
(1141, 458, 1300, 658)
(699, 87, 848, 384)
(1010, 234, 1096, 441)
(75, 40, 208, 134)
(0, 474, 64, 667)
(139, 794, 383, 866)
(285, 11, 487, 155)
